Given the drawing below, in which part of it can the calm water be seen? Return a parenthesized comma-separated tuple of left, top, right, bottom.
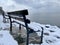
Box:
(28, 12, 60, 27)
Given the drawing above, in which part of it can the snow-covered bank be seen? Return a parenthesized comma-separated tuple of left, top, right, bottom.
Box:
(0, 15, 18, 45)
(0, 15, 10, 30)
(29, 22, 60, 45)
(11, 17, 60, 45)
(0, 15, 60, 45)
(0, 30, 18, 45)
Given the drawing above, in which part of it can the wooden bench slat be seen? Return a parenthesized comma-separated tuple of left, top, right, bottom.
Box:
(7, 9, 28, 16)
(12, 17, 24, 22)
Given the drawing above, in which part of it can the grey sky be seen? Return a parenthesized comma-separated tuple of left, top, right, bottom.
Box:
(13, 0, 60, 13)
(0, 0, 60, 26)
(0, 0, 60, 12)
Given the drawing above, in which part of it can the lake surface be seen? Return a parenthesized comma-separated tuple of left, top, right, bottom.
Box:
(28, 12, 60, 27)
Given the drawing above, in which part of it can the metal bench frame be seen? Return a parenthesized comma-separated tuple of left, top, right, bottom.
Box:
(2, 9, 44, 45)
(7, 9, 30, 45)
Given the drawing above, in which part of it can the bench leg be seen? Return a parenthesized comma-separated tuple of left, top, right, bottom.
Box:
(40, 27, 44, 44)
(23, 15, 29, 45)
(19, 24, 21, 30)
(9, 16, 12, 34)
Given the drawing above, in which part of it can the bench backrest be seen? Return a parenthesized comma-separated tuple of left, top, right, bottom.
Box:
(7, 9, 28, 17)
(7, 9, 30, 23)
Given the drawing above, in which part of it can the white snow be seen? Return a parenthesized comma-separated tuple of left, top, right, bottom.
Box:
(10, 16, 60, 45)
(29, 22, 60, 45)
(0, 15, 18, 45)
(0, 30, 18, 45)
(0, 15, 60, 45)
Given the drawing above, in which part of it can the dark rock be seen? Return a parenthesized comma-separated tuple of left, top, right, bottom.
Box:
(56, 36, 60, 39)
(55, 36, 60, 39)
(44, 33, 49, 36)
(46, 40, 53, 44)
(29, 29, 35, 34)
(49, 30, 55, 32)
(45, 26, 50, 28)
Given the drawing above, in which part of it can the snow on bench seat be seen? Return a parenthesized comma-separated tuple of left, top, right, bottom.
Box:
(12, 19, 42, 36)
(0, 30, 18, 45)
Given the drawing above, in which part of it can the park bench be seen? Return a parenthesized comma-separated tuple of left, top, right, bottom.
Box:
(7, 9, 30, 33)
(1, 9, 44, 45)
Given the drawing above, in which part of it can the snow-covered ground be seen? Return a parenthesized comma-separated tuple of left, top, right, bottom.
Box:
(0, 15, 18, 45)
(0, 30, 18, 45)
(0, 15, 60, 45)
(29, 22, 60, 45)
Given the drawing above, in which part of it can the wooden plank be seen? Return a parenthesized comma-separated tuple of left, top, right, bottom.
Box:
(7, 9, 28, 16)
(8, 15, 30, 23)
(12, 17, 24, 22)
(11, 16, 30, 23)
